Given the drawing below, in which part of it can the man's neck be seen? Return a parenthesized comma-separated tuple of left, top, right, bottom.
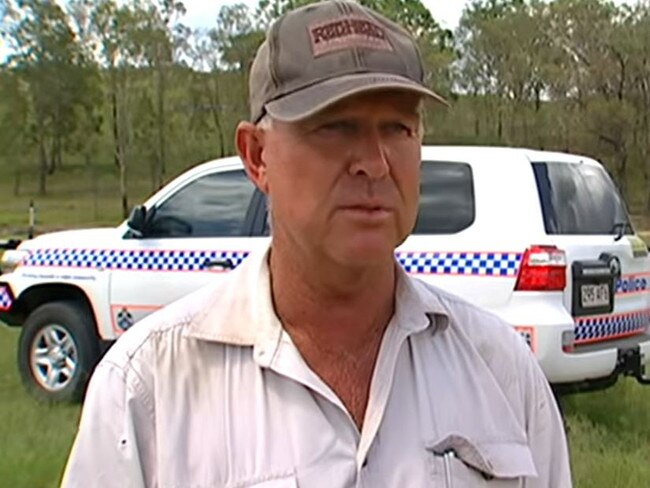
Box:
(268, 243, 396, 354)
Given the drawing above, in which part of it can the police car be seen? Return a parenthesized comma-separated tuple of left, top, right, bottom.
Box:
(2, 146, 650, 401)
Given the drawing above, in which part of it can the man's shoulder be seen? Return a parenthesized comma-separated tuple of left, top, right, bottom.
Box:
(408, 277, 545, 415)
(101, 273, 235, 368)
(409, 276, 531, 363)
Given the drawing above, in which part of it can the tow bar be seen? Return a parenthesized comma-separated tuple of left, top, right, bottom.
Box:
(618, 347, 650, 385)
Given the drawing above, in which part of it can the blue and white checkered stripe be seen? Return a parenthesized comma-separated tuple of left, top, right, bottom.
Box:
(22, 248, 524, 277)
(23, 249, 250, 272)
(396, 251, 523, 277)
(0, 285, 13, 311)
(575, 310, 650, 343)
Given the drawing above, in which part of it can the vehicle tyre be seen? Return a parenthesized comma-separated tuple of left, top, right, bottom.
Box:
(18, 301, 100, 403)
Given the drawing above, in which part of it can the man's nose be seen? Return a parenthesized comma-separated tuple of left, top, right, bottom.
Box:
(349, 131, 390, 179)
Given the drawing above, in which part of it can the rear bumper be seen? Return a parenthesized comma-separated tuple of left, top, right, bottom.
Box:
(552, 336, 650, 394)
(495, 296, 650, 389)
(535, 322, 650, 391)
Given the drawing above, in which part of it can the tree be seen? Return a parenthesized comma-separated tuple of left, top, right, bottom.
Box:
(615, 3, 650, 210)
(455, 0, 547, 144)
(0, 68, 32, 195)
(146, 0, 187, 189)
(208, 3, 265, 121)
(90, 0, 153, 216)
(544, 0, 632, 197)
(121, 0, 186, 190)
(184, 28, 229, 157)
(2, 0, 97, 195)
(214, 5, 264, 76)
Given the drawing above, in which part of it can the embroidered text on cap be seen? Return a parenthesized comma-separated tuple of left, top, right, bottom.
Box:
(309, 16, 394, 57)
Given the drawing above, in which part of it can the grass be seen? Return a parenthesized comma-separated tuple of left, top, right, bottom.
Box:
(0, 324, 649, 487)
(564, 383, 650, 486)
(0, 327, 80, 488)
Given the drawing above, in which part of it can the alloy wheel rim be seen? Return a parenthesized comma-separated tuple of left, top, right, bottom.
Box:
(30, 325, 78, 392)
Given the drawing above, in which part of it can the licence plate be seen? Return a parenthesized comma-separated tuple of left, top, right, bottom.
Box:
(581, 283, 610, 308)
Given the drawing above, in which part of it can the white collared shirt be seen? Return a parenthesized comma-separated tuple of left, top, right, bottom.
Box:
(62, 247, 571, 488)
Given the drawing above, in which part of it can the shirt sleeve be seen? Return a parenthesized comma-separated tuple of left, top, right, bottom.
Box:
(522, 354, 573, 488)
(61, 360, 156, 488)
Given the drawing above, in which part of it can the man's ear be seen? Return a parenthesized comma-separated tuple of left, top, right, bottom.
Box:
(236, 121, 269, 193)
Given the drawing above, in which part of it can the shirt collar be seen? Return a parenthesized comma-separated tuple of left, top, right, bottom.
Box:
(393, 263, 450, 335)
(184, 243, 450, 359)
(183, 245, 282, 359)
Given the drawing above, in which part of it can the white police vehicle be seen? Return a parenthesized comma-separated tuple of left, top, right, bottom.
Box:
(2, 146, 650, 401)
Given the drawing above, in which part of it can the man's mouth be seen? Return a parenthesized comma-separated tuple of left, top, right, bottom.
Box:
(340, 205, 392, 220)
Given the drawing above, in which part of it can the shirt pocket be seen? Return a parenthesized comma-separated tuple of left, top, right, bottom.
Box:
(426, 433, 537, 488)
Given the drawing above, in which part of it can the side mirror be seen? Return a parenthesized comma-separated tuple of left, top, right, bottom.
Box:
(127, 205, 148, 238)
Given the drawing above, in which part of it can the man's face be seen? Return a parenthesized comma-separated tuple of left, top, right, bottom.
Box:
(258, 90, 422, 267)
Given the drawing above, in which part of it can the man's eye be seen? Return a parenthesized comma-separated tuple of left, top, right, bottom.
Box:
(383, 123, 413, 136)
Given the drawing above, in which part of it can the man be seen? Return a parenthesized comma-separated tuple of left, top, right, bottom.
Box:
(63, 1, 571, 487)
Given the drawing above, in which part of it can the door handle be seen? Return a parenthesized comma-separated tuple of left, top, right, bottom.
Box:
(202, 258, 235, 270)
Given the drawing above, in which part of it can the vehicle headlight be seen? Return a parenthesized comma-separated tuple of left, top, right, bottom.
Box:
(0, 250, 30, 275)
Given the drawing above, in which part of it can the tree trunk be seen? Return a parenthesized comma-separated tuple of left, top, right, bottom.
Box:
(155, 61, 167, 190)
(48, 134, 56, 175)
(111, 78, 120, 169)
(616, 152, 628, 202)
(520, 101, 529, 146)
(116, 73, 130, 219)
(37, 115, 48, 196)
(54, 130, 62, 172)
(598, 132, 628, 201)
(210, 75, 226, 158)
(637, 72, 650, 215)
(48, 108, 62, 175)
(497, 105, 503, 142)
(120, 154, 128, 219)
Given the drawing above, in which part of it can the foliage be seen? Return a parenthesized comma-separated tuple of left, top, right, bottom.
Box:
(1, 0, 650, 217)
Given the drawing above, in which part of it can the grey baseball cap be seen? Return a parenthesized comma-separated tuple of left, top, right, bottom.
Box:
(249, 0, 448, 123)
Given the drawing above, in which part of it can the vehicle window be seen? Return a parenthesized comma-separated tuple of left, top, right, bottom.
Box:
(532, 162, 632, 235)
(413, 161, 475, 234)
(147, 169, 255, 238)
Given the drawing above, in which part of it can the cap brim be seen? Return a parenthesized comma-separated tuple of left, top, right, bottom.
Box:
(264, 72, 449, 123)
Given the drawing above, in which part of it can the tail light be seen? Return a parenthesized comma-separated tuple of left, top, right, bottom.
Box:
(515, 245, 567, 291)
(562, 330, 575, 353)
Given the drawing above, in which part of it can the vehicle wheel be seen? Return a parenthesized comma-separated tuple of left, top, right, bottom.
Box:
(18, 301, 100, 403)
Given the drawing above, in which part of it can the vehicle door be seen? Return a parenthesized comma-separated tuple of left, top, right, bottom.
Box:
(108, 166, 269, 337)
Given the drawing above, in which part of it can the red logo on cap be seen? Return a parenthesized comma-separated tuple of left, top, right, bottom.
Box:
(309, 16, 394, 57)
